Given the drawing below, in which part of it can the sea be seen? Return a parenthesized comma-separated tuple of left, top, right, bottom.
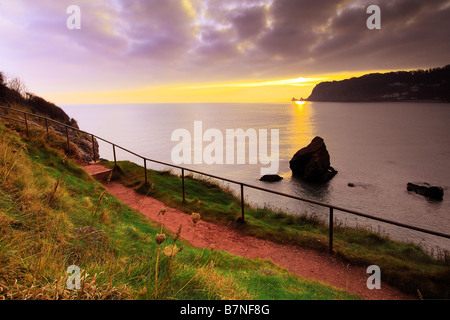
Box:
(62, 102, 450, 254)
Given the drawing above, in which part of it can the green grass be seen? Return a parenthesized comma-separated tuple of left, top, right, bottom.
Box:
(0, 122, 358, 300)
(100, 159, 450, 299)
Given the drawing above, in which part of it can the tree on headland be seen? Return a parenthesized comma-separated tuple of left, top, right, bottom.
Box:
(5, 75, 28, 99)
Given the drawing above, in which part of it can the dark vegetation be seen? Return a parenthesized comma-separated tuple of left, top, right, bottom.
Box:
(0, 71, 76, 127)
(307, 65, 450, 102)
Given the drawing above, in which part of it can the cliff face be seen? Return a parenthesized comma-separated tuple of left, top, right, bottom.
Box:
(0, 73, 99, 162)
(307, 65, 450, 102)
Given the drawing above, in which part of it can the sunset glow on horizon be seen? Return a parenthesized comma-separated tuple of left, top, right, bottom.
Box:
(43, 70, 382, 104)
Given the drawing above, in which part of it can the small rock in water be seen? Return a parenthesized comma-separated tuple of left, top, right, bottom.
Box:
(260, 174, 283, 182)
(406, 182, 444, 200)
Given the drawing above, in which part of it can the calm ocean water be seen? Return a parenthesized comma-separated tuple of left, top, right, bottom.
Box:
(62, 102, 450, 253)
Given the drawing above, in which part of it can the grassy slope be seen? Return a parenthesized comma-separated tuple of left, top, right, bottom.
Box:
(100, 160, 450, 299)
(0, 123, 358, 300)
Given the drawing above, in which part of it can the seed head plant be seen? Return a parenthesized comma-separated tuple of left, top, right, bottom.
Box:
(191, 212, 201, 241)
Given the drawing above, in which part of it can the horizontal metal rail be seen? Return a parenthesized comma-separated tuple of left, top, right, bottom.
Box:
(0, 114, 25, 123)
(1, 105, 449, 254)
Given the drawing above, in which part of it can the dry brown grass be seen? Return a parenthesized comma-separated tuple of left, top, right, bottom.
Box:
(0, 126, 131, 300)
(0, 271, 131, 300)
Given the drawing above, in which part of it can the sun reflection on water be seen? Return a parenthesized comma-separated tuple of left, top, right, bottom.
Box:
(284, 101, 315, 160)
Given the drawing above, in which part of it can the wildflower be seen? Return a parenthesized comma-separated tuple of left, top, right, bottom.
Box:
(210, 244, 215, 252)
(139, 287, 147, 296)
(173, 224, 182, 242)
(155, 233, 166, 245)
(164, 245, 179, 257)
(191, 212, 201, 224)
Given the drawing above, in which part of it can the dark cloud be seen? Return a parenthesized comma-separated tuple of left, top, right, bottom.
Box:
(228, 5, 267, 40)
(304, 0, 450, 72)
(231, 0, 450, 76)
(119, 0, 195, 59)
(182, 0, 450, 80)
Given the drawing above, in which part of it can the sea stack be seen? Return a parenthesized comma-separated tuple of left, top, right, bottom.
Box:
(289, 136, 337, 183)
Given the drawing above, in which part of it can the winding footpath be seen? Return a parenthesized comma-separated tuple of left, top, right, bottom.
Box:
(82, 164, 415, 300)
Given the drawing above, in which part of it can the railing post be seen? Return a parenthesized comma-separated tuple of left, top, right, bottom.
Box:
(240, 184, 245, 222)
(24, 113, 29, 137)
(182, 168, 186, 205)
(91, 134, 96, 162)
(329, 207, 334, 254)
(65, 125, 70, 152)
(112, 144, 117, 168)
(144, 158, 148, 185)
(45, 118, 49, 140)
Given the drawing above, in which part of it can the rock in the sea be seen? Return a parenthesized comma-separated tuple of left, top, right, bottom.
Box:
(260, 174, 283, 182)
(289, 136, 337, 183)
(407, 182, 444, 200)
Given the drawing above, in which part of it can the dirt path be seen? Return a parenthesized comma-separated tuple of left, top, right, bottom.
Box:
(83, 164, 415, 300)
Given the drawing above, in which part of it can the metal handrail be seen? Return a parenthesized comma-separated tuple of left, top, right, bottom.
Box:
(1, 105, 449, 254)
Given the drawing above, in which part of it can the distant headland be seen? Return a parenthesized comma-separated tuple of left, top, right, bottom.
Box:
(306, 65, 450, 102)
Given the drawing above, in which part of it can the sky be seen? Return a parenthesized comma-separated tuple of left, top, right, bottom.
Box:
(0, 0, 449, 104)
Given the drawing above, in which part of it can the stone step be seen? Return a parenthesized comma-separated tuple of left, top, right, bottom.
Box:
(83, 164, 113, 182)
